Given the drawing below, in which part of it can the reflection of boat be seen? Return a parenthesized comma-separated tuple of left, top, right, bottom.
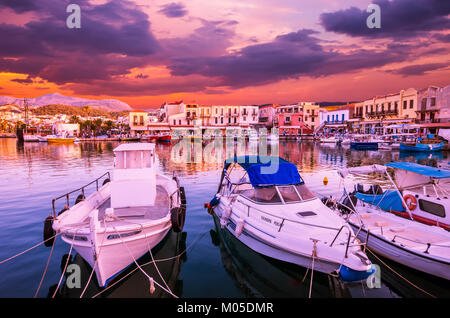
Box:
(47, 143, 187, 287)
(336, 163, 450, 280)
(53, 230, 187, 298)
(398, 150, 443, 161)
(208, 155, 374, 282)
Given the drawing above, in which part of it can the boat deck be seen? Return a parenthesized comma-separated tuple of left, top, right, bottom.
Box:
(97, 185, 170, 222)
(351, 212, 450, 258)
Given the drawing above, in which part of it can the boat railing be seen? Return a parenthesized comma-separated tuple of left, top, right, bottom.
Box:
(51, 172, 111, 217)
(391, 234, 450, 254)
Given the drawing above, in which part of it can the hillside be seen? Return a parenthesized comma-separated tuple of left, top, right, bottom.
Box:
(31, 104, 129, 119)
(0, 93, 132, 111)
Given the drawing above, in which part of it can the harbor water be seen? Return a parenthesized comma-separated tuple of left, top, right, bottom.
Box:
(0, 138, 449, 298)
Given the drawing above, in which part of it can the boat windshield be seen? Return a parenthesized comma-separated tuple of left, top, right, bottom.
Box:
(240, 184, 316, 204)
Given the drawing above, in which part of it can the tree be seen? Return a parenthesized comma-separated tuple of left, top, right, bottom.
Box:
(69, 115, 80, 124)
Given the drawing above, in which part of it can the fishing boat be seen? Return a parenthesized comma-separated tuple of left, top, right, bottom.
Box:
(319, 136, 341, 144)
(47, 136, 76, 143)
(400, 138, 444, 152)
(206, 156, 375, 282)
(157, 133, 171, 143)
(334, 163, 450, 280)
(45, 143, 187, 287)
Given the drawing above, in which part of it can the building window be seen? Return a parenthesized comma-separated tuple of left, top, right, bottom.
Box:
(243, 116, 246, 121)
(234, 117, 237, 123)
(215, 118, 218, 124)
(395, 102, 398, 112)
(370, 105, 374, 113)
(179, 120, 181, 125)
(286, 117, 290, 122)
(173, 120, 176, 125)
(430, 98, 436, 107)
(221, 117, 223, 124)
(409, 100, 414, 109)
(403, 101, 407, 109)
(421, 98, 427, 108)
(327, 115, 330, 122)
(365, 106, 368, 114)
(388, 103, 391, 111)
(341, 114, 344, 122)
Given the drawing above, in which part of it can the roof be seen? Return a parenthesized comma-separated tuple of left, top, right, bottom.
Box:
(385, 162, 450, 179)
(224, 155, 303, 187)
(114, 143, 155, 152)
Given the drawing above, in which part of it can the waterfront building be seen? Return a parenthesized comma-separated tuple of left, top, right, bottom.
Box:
(298, 102, 320, 132)
(318, 104, 356, 134)
(276, 104, 311, 136)
(417, 85, 450, 124)
(360, 88, 418, 134)
(129, 110, 149, 135)
(257, 104, 277, 131)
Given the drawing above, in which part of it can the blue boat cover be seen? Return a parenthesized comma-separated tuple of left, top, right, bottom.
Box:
(355, 190, 405, 212)
(224, 156, 303, 187)
(385, 162, 450, 179)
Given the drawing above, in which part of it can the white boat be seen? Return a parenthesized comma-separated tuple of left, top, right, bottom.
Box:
(23, 134, 40, 142)
(46, 143, 186, 287)
(207, 155, 375, 282)
(319, 136, 341, 144)
(334, 163, 450, 280)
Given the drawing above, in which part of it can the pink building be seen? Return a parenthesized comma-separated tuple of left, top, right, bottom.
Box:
(276, 104, 312, 136)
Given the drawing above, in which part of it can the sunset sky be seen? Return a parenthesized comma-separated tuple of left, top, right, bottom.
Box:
(0, 0, 448, 109)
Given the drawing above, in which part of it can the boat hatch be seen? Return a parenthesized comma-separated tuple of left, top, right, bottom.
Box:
(238, 184, 316, 205)
(296, 211, 317, 217)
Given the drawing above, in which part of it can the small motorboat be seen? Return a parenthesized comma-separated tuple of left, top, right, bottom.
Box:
(46, 143, 187, 287)
(207, 155, 375, 282)
(350, 142, 378, 150)
(319, 136, 340, 144)
(157, 133, 172, 143)
(400, 139, 444, 152)
(334, 163, 450, 280)
(23, 134, 41, 142)
(47, 136, 75, 143)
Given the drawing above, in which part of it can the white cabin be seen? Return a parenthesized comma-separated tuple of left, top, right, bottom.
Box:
(111, 143, 157, 209)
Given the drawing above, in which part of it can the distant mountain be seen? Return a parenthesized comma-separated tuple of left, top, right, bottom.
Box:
(0, 93, 132, 111)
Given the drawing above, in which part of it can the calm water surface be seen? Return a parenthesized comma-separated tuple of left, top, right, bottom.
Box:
(0, 138, 449, 298)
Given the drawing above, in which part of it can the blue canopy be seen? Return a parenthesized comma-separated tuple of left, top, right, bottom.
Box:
(224, 156, 303, 187)
(385, 162, 450, 179)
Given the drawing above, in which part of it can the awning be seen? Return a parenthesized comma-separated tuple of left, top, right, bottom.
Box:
(338, 164, 387, 178)
(385, 162, 450, 179)
(224, 156, 303, 187)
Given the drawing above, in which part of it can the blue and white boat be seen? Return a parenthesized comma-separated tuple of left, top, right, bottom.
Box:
(336, 163, 450, 280)
(208, 156, 375, 282)
(400, 141, 444, 152)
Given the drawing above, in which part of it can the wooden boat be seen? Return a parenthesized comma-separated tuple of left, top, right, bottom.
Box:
(46, 143, 187, 287)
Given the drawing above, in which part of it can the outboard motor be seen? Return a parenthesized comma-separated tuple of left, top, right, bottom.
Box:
(340, 192, 357, 214)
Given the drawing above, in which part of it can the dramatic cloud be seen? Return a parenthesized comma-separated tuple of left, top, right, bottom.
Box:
(167, 29, 414, 89)
(0, 0, 160, 84)
(386, 62, 449, 76)
(158, 3, 188, 18)
(320, 0, 450, 38)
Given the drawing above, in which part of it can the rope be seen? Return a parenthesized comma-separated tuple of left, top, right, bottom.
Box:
(52, 230, 77, 298)
(309, 240, 318, 299)
(365, 248, 436, 298)
(91, 229, 208, 298)
(79, 220, 108, 298)
(112, 226, 179, 298)
(0, 233, 61, 265)
(33, 235, 56, 298)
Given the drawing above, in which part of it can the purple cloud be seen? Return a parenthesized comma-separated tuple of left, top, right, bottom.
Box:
(320, 0, 450, 39)
(386, 62, 449, 76)
(158, 3, 188, 18)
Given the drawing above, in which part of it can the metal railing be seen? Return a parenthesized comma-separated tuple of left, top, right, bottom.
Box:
(51, 172, 111, 217)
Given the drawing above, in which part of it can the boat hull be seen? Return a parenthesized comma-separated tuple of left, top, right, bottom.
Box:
(47, 138, 75, 143)
(348, 222, 450, 280)
(350, 142, 378, 150)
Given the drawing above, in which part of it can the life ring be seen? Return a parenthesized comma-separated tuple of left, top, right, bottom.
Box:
(402, 194, 417, 211)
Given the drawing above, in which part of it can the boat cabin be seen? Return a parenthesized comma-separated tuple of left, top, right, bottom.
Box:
(111, 143, 157, 208)
(219, 156, 316, 205)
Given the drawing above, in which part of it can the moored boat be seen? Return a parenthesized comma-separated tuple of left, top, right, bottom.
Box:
(334, 163, 450, 280)
(207, 156, 375, 282)
(45, 143, 187, 287)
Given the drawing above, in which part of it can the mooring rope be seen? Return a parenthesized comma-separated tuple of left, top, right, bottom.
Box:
(365, 247, 436, 298)
(91, 229, 208, 298)
(112, 226, 178, 298)
(33, 235, 57, 298)
(52, 230, 77, 298)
